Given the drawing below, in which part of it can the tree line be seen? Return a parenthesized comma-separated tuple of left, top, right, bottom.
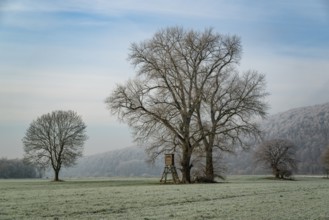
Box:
(59, 147, 163, 178)
(0, 158, 41, 178)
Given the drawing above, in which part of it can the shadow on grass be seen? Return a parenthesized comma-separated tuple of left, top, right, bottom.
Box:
(262, 176, 297, 181)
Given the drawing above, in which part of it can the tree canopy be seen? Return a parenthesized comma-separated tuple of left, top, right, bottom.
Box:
(254, 139, 297, 179)
(22, 110, 87, 181)
(106, 26, 268, 183)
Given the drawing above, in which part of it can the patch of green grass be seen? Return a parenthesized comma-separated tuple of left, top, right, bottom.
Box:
(1, 176, 329, 219)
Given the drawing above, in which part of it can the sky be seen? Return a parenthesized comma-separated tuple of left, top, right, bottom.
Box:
(1, 0, 329, 159)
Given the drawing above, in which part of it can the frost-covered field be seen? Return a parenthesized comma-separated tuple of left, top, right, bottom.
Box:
(1, 176, 329, 220)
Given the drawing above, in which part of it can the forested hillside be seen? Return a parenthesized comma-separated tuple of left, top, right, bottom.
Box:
(264, 103, 329, 173)
(228, 102, 329, 174)
(60, 146, 163, 178)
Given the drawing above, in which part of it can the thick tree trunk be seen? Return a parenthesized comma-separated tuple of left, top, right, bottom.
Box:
(180, 151, 192, 183)
(273, 168, 280, 179)
(205, 146, 214, 181)
(54, 169, 60, 181)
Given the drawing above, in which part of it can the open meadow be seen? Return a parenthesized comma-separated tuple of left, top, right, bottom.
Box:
(1, 176, 329, 220)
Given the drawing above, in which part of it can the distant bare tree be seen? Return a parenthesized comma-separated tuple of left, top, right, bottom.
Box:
(106, 26, 268, 183)
(254, 139, 297, 179)
(321, 146, 329, 178)
(22, 110, 87, 181)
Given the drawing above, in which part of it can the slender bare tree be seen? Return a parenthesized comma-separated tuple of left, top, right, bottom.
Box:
(254, 139, 297, 179)
(106, 26, 268, 183)
(196, 70, 268, 181)
(22, 110, 87, 181)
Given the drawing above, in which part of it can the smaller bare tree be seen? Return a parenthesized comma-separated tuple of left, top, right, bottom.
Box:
(254, 139, 297, 179)
(321, 147, 329, 178)
(22, 110, 87, 181)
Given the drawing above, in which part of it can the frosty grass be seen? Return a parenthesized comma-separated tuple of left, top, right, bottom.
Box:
(1, 176, 329, 220)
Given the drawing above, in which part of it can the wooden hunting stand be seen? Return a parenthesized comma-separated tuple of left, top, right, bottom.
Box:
(160, 154, 180, 184)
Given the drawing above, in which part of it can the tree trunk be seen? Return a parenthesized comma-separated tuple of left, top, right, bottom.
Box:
(273, 168, 280, 179)
(180, 151, 192, 183)
(205, 146, 214, 181)
(54, 169, 60, 181)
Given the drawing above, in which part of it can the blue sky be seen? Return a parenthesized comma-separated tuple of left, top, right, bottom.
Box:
(1, 0, 329, 158)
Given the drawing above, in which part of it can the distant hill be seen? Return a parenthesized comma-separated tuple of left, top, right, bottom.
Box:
(60, 146, 163, 178)
(262, 102, 329, 173)
(60, 102, 329, 178)
(228, 102, 329, 174)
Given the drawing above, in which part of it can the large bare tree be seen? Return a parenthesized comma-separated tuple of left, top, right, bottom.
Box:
(254, 139, 297, 179)
(106, 26, 268, 183)
(22, 110, 87, 181)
